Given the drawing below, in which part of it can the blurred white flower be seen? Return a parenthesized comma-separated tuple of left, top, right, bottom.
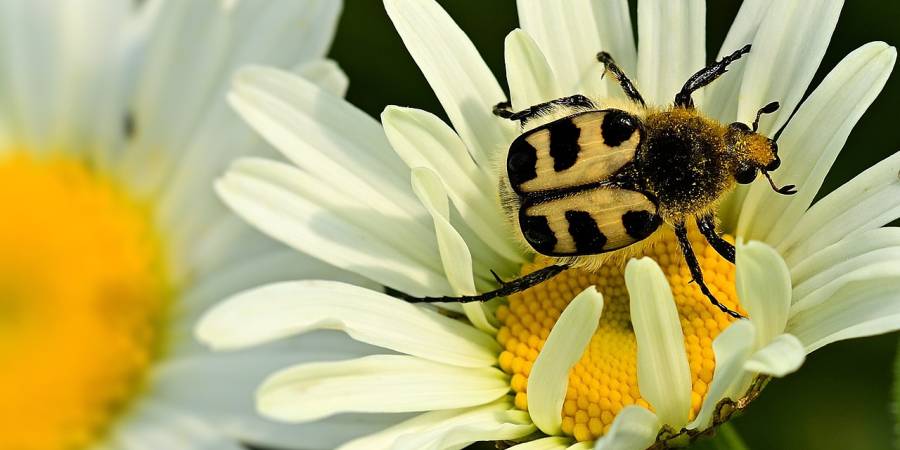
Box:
(200, 0, 899, 449)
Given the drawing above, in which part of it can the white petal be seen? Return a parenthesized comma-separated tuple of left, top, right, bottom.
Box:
(339, 399, 531, 450)
(385, 0, 516, 170)
(196, 280, 500, 367)
(702, 0, 775, 121)
(744, 333, 805, 377)
(736, 240, 791, 347)
(594, 406, 660, 450)
(216, 159, 453, 296)
(516, 0, 635, 97)
(636, 0, 705, 105)
(507, 437, 572, 450)
(790, 227, 900, 287)
(625, 258, 692, 428)
(392, 408, 534, 450)
(528, 287, 604, 435)
(565, 442, 594, 450)
(382, 106, 524, 266)
(690, 320, 756, 430)
(411, 166, 497, 334)
(793, 247, 900, 307)
(228, 0, 342, 65)
(737, 42, 896, 244)
(779, 152, 900, 265)
(788, 276, 900, 353)
(791, 259, 900, 317)
(735, 0, 843, 133)
(504, 29, 561, 111)
(228, 66, 424, 218)
(257, 355, 510, 422)
(295, 58, 349, 97)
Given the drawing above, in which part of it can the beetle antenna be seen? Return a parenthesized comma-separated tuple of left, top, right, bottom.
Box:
(752, 101, 780, 132)
(763, 170, 797, 195)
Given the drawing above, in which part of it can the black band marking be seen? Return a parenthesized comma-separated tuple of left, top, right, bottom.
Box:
(521, 215, 557, 254)
(601, 110, 637, 147)
(565, 210, 607, 254)
(549, 119, 581, 172)
(621, 210, 661, 240)
(508, 137, 538, 189)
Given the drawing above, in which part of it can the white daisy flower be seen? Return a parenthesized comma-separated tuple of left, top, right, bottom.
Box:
(199, 0, 900, 448)
(0, 1, 399, 449)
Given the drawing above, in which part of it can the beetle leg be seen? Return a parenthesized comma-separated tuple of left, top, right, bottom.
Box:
(493, 95, 596, 126)
(674, 222, 744, 319)
(596, 51, 646, 107)
(395, 263, 570, 304)
(695, 214, 735, 264)
(675, 44, 751, 108)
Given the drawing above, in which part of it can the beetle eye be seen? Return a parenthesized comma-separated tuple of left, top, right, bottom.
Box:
(735, 166, 758, 184)
(729, 122, 751, 133)
(765, 156, 781, 171)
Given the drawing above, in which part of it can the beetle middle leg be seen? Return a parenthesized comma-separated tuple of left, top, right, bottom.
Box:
(674, 221, 744, 319)
(695, 214, 735, 263)
(596, 51, 646, 107)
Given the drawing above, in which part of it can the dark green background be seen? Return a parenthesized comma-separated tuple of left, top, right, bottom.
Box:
(324, 1, 899, 449)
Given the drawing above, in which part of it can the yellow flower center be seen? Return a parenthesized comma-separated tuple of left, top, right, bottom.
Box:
(0, 153, 172, 450)
(495, 229, 742, 442)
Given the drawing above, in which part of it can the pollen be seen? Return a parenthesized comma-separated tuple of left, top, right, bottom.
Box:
(0, 153, 172, 449)
(495, 229, 742, 442)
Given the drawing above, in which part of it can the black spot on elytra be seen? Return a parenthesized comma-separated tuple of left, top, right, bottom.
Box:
(601, 110, 637, 147)
(548, 119, 581, 171)
(622, 210, 661, 240)
(507, 137, 538, 189)
(521, 216, 557, 254)
(565, 210, 607, 254)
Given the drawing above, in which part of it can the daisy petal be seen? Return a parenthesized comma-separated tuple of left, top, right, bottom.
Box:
(383, 106, 524, 266)
(793, 247, 900, 306)
(744, 333, 805, 377)
(788, 277, 900, 353)
(594, 406, 660, 450)
(690, 320, 756, 430)
(703, 0, 775, 120)
(339, 400, 532, 450)
(411, 167, 497, 333)
(196, 280, 500, 367)
(565, 442, 594, 450)
(637, 0, 705, 105)
(735, 0, 843, 133)
(107, 400, 244, 450)
(737, 42, 896, 244)
(790, 227, 900, 286)
(294, 59, 349, 97)
(528, 286, 604, 435)
(258, 355, 510, 422)
(504, 29, 561, 110)
(385, 0, 516, 169)
(626, 258, 692, 427)
(516, 0, 635, 97)
(736, 240, 791, 347)
(507, 437, 572, 450)
(779, 152, 900, 265)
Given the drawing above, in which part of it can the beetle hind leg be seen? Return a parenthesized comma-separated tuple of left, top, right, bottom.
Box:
(394, 263, 570, 304)
(492, 95, 596, 126)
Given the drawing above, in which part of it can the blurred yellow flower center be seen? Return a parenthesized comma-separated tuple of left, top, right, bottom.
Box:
(0, 153, 172, 450)
(495, 230, 742, 442)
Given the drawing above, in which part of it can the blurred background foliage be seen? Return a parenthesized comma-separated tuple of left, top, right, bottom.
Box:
(325, 1, 899, 449)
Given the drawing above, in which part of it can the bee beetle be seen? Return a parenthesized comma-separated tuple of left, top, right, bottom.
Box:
(402, 45, 796, 319)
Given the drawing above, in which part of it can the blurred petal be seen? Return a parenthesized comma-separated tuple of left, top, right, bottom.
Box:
(594, 406, 660, 450)
(516, 0, 635, 97)
(744, 333, 805, 377)
(385, 0, 516, 169)
(736, 240, 791, 347)
(626, 258, 692, 427)
(528, 287, 604, 435)
(737, 42, 895, 244)
(258, 355, 509, 422)
(636, 0, 705, 105)
(295, 58, 349, 97)
(690, 320, 756, 430)
(197, 280, 499, 367)
(779, 152, 900, 265)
